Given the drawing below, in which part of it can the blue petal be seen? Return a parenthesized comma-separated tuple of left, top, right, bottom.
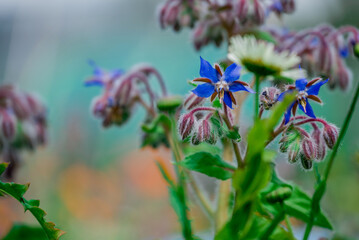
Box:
(339, 47, 349, 58)
(192, 83, 215, 98)
(200, 57, 219, 83)
(295, 78, 308, 91)
(111, 69, 124, 79)
(88, 59, 103, 76)
(223, 92, 233, 109)
(298, 99, 316, 119)
(223, 63, 241, 83)
(284, 102, 295, 124)
(84, 79, 104, 87)
(307, 79, 328, 96)
(229, 82, 255, 93)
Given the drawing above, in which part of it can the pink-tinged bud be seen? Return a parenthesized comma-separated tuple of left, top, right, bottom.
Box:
(336, 65, 352, 90)
(113, 79, 134, 106)
(311, 127, 326, 161)
(192, 119, 216, 145)
(301, 137, 316, 160)
(253, 0, 265, 25)
(323, 124, 339, 149)
(236, 0, 249, 24)
(183, 93, 205, 110)
(280, 0, 295, 14)
(316, 45, 332, 74)
(178, 113, 195, 140)
(0, 109, 17, 141)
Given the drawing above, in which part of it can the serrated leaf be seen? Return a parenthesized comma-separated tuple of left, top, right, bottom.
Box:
(261, 171, 333, 230)
(3, 224, 48, 240)
(180, 152, 236, 180)
(0, 165, 65, 240)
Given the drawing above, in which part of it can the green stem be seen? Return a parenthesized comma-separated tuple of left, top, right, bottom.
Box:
(303, 82, 359, 240)
(254, 75, 261, 119)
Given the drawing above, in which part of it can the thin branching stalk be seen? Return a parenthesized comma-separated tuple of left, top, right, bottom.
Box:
(303, 82, 359, 240)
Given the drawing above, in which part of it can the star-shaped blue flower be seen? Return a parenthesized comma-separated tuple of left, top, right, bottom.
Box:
(85, 60, 124, 87)
(278, 77, 328, 124)
(191, 57, 255, 108)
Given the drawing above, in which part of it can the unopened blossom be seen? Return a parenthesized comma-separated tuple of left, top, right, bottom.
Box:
(278, 77, 328, 124)
(260, 87, 281, 110)
(191, 57, 254, 108)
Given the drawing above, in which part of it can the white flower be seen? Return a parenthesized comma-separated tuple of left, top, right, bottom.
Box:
(228, 35, 305, 80)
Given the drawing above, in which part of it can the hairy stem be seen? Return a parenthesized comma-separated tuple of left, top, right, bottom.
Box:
(303, 81, 359, 240)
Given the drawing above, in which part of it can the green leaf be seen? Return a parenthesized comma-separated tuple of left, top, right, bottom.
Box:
(141, 114, 171, 133)
(212, 99, 222, 108)
(3, 224, 48, 240)
(261, 171, 333, 230)
(216, 94, 296, 239)
(180, 152, 236, 180)
(0, 162, 8, 175)
(0, 164, 65, 240)
(156, 96, 182, 112)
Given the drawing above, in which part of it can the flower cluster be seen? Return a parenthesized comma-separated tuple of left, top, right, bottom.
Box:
(279, 120, 338, 170)
(0, 85, 47, 179)
(158, 0, 297, 50)
(272, 24, 359, 89)
(85, 61, 167, 128)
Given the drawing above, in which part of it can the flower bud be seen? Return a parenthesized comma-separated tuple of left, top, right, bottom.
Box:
(265, 187, 292, 204)
(323, 124, 339, 149)
(236, 0, 249, 24)
(353, 42, 359, 59)
(253, 0, 265, 25)
(0, 109, 17, 141)
(311, 127, 326, 161)
(157, 96, 183, 112)
(336, 65, 352, 90)
(192, 119, 216, 145)
(300, 154, 313, 170)
(178, 113, 195, 140)
(183, 93, 205, 110)
(287, 140, 301, 164)
(280, 0, 295, 14)
(260, 87, 280, 110)
(301, 137, 316, 160)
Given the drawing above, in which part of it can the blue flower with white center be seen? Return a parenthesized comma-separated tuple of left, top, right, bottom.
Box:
(85, 60, 124, 87)
(278, 77, 328, 124)
(191, 57, 255, 109)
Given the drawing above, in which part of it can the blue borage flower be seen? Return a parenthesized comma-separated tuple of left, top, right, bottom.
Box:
(191, 57, 255, 108)
(85, 60, 124, 87)
(278, 77, 328, 124)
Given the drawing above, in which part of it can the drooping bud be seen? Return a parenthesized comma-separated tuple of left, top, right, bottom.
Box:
(301, 137, 316, 160)
(280, 0, 295, 14)
(336, 65, 352, 90)
(323, 124, 339, 149)
(191, 118, 216, 145)
(260, 87, 280, 110)
(183, 93, 205, 110)
(287, 140, 301, 164)
(0, 109, 17, 141)
(265, 187, 292, 204)
(178, 113, 195, 140)
(311, 126, 326, 161)
(236, 0, 249, 24)
(252, 0, 265, 25)
(300, 154, 313, 170)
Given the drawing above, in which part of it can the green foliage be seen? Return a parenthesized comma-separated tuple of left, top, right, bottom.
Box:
(226, 126, 241, 142)
(215, 94, 295, 239)
(179, 152, 236, 180)
(3, 224, 47, 240)
(247, 30, 277, 44)
(156, 96, 183, 112)
(141, 114, 171, 133)
(261, 171, 333, 230)
(0, 163, 65, 240)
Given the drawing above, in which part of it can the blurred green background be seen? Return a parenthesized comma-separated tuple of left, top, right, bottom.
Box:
(0, 0, 358, 239)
